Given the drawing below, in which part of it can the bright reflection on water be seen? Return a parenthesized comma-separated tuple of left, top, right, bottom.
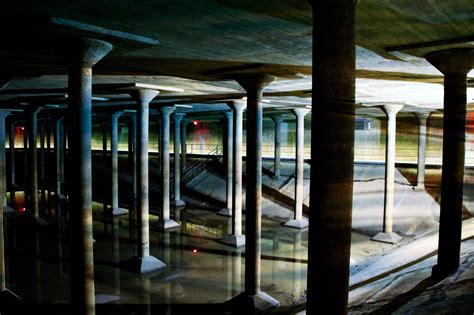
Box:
(5, 196, 308, 309)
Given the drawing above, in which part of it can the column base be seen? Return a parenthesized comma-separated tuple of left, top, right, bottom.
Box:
(154, 219, 180, 230)
(103, 207, 128, 216)
(0, 289, 23, 307)
(4, 205, 16, 215)
(413, 185, 425, 192)
(226, 291, 279, 313)
(219, 234, 245, 247)
(432, 263, 458, 280)
(125, 255, 166, 274)
(371, 231, 402, 244)
(283, 219, 309, 229)
(217, 208, 232, 217)
(171, 200, 186, 208)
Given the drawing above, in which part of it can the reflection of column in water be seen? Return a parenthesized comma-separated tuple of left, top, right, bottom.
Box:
(112, 217, 121, 297)
(292, 231, 302, 301)
(128, 199, 136, 243)
(232, 252, 242, 295)
(272, 232, 279, 286)
(34, 232, 42, 304)
(163, 232, 171, 306)
(142, 277, 151, 315)
(225, 251, 232, 301)
(57, 226, 65, 278)
(3, 215, 9, 287)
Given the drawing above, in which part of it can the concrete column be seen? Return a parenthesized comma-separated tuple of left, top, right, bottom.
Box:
(306, 2, 356, 314)
(28, 108, 47, 226)
(271, 115, 284, 179)
(101, 122, 108, 212)
(230, 74, 278, 311)
(54, 118, 65, 228)
(128, 116, 137, 242)
(128, 116, 137, 200)
(54, 118, 64, 199)
(60, 121, 66, 195)
(172, 113, 185, 207)
(156, 106, 180, 230)
(126, 88, 166, 273)
(57, 37, 112, 315)
(220, 101, 246, 247)
(181, 119, 188, 171)
(105, 111, 127, 216)
(0, 110, 22, 304)
(23, 125, 28, 203)
(372, 104, 403, 244)
(414, 112, 430, 191)
(101, 122, 107, 158)
(8, 121, 17, 210)
(218, 111, 233, 216)
(46, 124, 52, 214)
(39, 123, 46, 215)
(425, 48, 474, 279)
(284, 108, 310, 229)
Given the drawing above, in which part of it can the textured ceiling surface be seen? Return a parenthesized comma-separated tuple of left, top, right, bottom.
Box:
(1, 0, 474, 116)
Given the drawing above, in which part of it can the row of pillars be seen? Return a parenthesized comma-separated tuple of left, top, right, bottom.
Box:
(1, 3, 472, 314)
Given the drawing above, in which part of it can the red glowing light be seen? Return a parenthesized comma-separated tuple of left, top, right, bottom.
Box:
(193, 121, 198, 126)
(192, 249, 198, 253)
(20, 207, 26, 212)
(21, 127, 24, 131)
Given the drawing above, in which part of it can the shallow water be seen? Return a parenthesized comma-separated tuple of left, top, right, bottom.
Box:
(4, 197, 308, 311)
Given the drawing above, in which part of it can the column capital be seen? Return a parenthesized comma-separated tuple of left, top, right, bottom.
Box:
(57, 37, 113, 68)
(291, 108, 311, 118)
(425, 48, 474, 75)
(414, 111, 431, 122)
(0, 109, 11, 120)
(381, 104, 403, 117)
(235, 74, 276, 93)
(111, 111, 123, 120)
(173, 112, 186, 123)
(159, 106, 176, 117)
(227, 100, 247, 112)
(270, 114, 285, 124)
(129, 89, 160, 104)
(223, 111, 233, 120)
(28, 107, 42, 116)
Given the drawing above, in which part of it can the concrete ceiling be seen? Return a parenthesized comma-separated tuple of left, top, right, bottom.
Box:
(1, 0, 474, 114)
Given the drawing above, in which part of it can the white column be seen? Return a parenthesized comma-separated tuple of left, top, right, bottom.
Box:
(156, 106, 180, 230)
(414, 112, 430, 191)
(372, 104, 403, 244)
(57, 37, 113, 314)
(271, 115, 284, 179)
(105, 111, 127, 216)
(126, 88, 166, 273)
(284, 108, 310, 229)
(172, 113, 186, 207)
(220, 101, 246, 247)
(218, 111, 233, 216)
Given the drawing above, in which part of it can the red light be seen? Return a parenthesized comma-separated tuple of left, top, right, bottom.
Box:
(192, 249, 198, 253)
(193, 121, 198, 126)
(20, 207, 26, 212)
(21, 127, 24, 131)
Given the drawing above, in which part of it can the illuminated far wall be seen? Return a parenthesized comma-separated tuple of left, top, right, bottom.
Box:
(9, 113, 471, 166)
